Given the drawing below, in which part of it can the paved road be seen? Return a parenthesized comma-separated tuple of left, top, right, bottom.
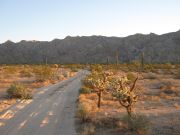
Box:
(0, 71, 85, 135)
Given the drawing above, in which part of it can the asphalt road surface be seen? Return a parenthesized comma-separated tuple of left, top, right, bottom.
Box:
(0, 71, 86, 135)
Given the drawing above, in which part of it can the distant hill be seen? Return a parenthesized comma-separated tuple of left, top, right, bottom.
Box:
(0, 30, 180, 64)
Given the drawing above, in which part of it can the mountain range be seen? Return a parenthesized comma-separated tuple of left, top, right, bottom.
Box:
(0, 30, 180, 64)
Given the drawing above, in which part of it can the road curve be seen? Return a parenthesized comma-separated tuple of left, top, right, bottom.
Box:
(0, 71, 86, 135)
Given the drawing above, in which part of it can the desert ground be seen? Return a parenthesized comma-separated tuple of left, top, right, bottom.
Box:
(0, 64, 180, 135)
(0, 65, 77, 112)
(76, 64, 180, 135)
(0, 70, 85, 135)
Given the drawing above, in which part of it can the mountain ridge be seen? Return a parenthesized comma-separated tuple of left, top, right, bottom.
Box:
(0, 30, 180, 64)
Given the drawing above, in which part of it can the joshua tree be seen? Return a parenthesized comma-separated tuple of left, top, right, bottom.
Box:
(141, 52, 144, 71)
(45, 57, 48, 65)
(83, 70, 112, 108)
(107, 57, 109, 64)
(110, 76, 138, 117)
(115, 51, 119, 65)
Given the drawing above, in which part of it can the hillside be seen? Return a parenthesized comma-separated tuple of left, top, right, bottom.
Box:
(0, 30, 180, 64)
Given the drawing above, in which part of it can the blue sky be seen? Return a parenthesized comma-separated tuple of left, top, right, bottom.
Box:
(0, 0, 180, 43)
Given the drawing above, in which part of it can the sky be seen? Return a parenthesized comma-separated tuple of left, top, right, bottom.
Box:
(0, 0, 180, 43)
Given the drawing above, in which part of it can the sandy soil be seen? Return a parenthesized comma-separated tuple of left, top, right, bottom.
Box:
(0, 71, 85, 135)
(0, 65, 76, 112)
(76, 69, 180, 135)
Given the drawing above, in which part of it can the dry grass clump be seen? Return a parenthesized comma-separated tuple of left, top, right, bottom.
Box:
(158, 81, 175, 90)
(71, 67, 79, 72)
(32, 65, 56, 82)
(77, 103, 92, 122)
(159, 92, 174, 100)
(91, 116, 120, 129)
(174, 103, 180, 109)
(126, 72, 136, 82)
(175, 68, 180, 79)
(79, 86, 92, 94)
(143, 72, 157, 79)
(121, 114, 151, 135)
(159, 88, 179, 99)
(19, 68, 33, 77)
(6, 83, 32, 99)
(79, 123, 95, 135)
(157, 81, 179, 99)
(3, 66, 19, 74)
(150, 96, 160, 101)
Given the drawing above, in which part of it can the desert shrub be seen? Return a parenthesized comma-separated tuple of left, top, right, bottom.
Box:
(77, 103, 91, 122)
(127, 72, 136, 82)
(50, 64, 59, 68)
(7, 83, 32, 99)
(128, 61, 141, 71)
(158, 81, 174, 90)
(63, 72, 69, 78)
(122, 114, 151, 135)
(163, 63, 173, 69)
(163, 89, 176, 95)
(144, 64, 155, 72)
(3, 66, 18, 74)
(33, 65, 55, 82)
(71, 67, 79, 72)
(80, 86, 92, 94)
(175, 68, 180, 79)
(20, 68, 33, 77)
(90, 65, 103, 72)
(82, 74, 95, 88)
(143, 72, 157, 79)
(79, 123, 95, 135)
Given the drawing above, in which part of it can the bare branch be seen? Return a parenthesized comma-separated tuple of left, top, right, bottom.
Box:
(130, 76, 138, 92)
(120, 80, 124, 90)
(119, 100, 129, 107)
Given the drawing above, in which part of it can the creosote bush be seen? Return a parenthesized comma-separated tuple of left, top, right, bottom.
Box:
(175, 68, 180, 79)
(127, 72, 136, 82)
(79, 123, 95, 135)
(143, 72, 157, 79)
(71, 67, 78, 72)
(7, 83, 32, 99)
(20, 68, 33, 77)
(33, 65, 55, 82)
(77, 103, 91, 122)
(3, 66, 18, 74)
(121, 114, 151, 135)
(80, 86, 92, 94)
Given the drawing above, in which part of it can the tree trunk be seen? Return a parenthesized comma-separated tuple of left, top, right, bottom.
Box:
(97, 90, 102, 108)
(116, 51, 119, 65)
(127, 106, 132, 117)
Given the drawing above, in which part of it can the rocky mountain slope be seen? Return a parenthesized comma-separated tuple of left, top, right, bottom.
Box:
(0, 30, 180, 64)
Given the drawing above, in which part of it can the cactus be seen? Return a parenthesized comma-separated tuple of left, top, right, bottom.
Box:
(141, 52, 144, 71)
(83, 70, 112, 108)
(116, 51, 119, 65)
(178, 56, 180, 64)
(107, 57, 109, 64)
(110, 76, 138, 117)
(45, 57, 48, 65)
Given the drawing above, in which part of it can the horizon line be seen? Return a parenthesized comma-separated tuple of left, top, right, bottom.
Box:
(1, 29, 179, 44)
